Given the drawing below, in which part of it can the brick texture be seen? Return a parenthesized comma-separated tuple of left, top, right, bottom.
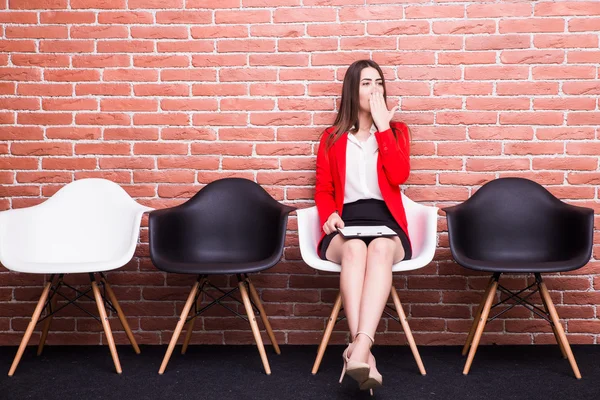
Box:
(0, 1, 599, 346)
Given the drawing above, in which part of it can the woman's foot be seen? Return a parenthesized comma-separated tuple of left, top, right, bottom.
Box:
(340, 333, 371, 384)
(348, 333, 371, 364)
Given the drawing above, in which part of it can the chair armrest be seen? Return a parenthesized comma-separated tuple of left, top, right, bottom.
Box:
(148, 208, 188, 260)
(443, 205, 471, 262)
(559, 204, 594, 258)
(260, 207, 295, 267)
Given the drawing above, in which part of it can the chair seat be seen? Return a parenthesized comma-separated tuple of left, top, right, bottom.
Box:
(2, 260, 131, 274)
(444, 177, 594, 276)
(0, 178, 152, 276)
(150, 254, 281, 275)
(455, 255, 589, 273)
(297, 195, 439, 274)
(302, 249, 438, 273)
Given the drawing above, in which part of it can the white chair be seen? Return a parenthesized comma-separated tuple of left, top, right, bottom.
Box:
(297, 193, 438, 375)
(0, 178, 153, 376)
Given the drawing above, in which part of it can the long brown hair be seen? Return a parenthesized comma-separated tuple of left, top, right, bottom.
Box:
(325, 59, 404, 149)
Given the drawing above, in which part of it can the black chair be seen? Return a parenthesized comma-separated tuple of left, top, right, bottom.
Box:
(149, 178, 296, 375)
(444, 177, 593, 379)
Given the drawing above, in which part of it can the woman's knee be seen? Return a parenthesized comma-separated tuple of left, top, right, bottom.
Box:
(341, 239, 368, 264)
(367, 238, 396, 261)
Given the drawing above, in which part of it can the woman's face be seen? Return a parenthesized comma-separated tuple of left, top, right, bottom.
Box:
(358, 67, 384, 114)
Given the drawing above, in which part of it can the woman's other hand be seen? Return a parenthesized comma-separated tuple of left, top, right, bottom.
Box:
(323, 212, 345, 235)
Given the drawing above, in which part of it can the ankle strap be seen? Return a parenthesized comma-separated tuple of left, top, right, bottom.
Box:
(355, 331, 374, 346)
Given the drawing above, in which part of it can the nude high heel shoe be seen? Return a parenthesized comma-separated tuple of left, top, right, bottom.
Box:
(359, 352, 383, 394)
(339, 332, 372, 385)
(339, 344, 353, 383)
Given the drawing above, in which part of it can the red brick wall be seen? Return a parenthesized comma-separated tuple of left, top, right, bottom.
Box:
(1, 1, 599, 347)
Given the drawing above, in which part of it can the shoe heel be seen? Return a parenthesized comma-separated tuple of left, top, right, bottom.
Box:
(339, 362, 346, 384)
(339, 346, 350, 384)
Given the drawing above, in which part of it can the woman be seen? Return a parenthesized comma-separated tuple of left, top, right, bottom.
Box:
(314, 59, 412, 392)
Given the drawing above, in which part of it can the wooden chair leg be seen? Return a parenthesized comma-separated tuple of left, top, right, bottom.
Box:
(101, 277, 140, 355)
(539, 281, 581, 379)
(538, 283, 567, 359)
(159, 280, 200, 374)
(91, 278, 122, 374)
(8, 281, 53, 376)
(550, 323, 568, 359)
(463, 276, 495, 356)
(246, 277, 280, 355)
(239, 280, 271, 375)
(182, 278, 205, 355)
(391, 286, 426, 376)
(181, 302, 199, 355)
(312, 291, 342, 375)
(37, 277, 60, 356)
(463, 278, 498, 375)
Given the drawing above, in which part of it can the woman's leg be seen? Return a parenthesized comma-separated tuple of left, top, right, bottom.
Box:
(351, 236, 405, 363)
(326, 236, 368, 338)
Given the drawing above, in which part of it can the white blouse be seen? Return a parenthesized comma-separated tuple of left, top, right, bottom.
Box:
(344, 124, 384, 204)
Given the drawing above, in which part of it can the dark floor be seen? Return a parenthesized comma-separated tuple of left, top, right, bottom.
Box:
(0, 344, 598, 399)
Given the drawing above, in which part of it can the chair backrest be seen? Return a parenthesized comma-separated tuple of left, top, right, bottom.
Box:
(0, 178, 151, 267)
(445, 177, 590, 263)
(402, 193, 435, 259)
(149, 178, 295, 265)
(297, 193, 438, 273)
(296, 205, 327, 268)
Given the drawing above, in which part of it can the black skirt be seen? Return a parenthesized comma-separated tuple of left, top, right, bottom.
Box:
(318, 199, 412, 261)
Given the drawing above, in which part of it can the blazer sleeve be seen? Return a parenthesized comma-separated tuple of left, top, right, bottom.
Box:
(374, 121, 411, 186)
(315, 130, 338, 227)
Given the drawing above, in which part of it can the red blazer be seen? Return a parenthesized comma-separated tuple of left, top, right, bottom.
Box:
(314, 120, 411, 251)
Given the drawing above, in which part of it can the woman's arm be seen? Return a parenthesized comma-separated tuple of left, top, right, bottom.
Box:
(370, 93, 411, 186)
(315, 130, 338, 227)
(375, 121, 411, 186)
